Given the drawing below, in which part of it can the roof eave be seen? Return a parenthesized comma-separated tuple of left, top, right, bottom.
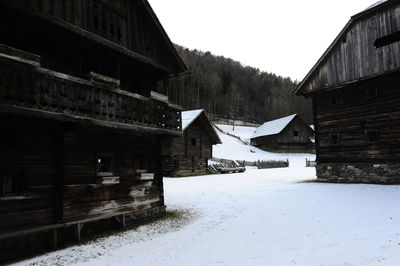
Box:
(141, 0, 187, 73)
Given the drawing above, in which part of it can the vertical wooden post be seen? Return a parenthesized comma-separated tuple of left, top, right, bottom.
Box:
(156, 136, 165, 206)
(74, 223, 84, 242)
(55, 124, 65, 222)
(163, 75, 169, 97)
(52, 229, 58, 249)
(114, 214, 126, 228)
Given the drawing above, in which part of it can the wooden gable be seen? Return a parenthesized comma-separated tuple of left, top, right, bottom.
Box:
(0, 0, 185, 74)
(295, 0, 400, 96)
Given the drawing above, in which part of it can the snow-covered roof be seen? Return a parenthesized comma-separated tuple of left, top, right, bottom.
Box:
(182, 109, 203, 130)
(362, 0, 388, 13)
(251, 114, 297, 139)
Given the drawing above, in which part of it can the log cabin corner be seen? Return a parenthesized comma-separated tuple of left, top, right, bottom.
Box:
(0, 0, 186, 261)
(294, 0, 400, 184)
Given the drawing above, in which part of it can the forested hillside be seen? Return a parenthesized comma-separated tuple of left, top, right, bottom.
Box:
(167, 45, 313, 124)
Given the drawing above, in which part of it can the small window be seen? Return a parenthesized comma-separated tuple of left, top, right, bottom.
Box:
(374, 31, 400, 48)
(1, 176, 15, 196)
(191, 138, 197, 146)
(294, 131, 299, 137)
(330, 96, 337, 106)
(330, 134, 340, 145)
(366, 88, 378, 99)
(97, 153, 113, 173)
(366, 130, 378, 143)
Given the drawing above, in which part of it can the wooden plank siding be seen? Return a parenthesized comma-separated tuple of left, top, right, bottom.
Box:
(1, 0, 182, 73)
(163, 120, 214, 176)
(294, 1, 400, 183)
(0, 115, 167, 234)
(313, 73, 400, 164)
(297, 2, 400, 95)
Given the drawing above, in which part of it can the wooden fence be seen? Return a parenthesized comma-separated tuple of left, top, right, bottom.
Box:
(207, 159, 246, 174)
(210, 157, 289, 169)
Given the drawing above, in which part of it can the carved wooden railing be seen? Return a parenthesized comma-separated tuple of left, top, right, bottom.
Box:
(0, 54, 181, 133)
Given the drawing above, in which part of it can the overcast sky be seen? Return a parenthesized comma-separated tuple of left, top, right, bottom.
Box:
(147, 0, 379, 81)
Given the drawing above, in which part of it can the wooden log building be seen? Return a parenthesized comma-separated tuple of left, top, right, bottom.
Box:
(162, 109, 221, 176)
(0, 0, 186, 261)
(250, 114, 315, 153)
(294, 0, 400, 183)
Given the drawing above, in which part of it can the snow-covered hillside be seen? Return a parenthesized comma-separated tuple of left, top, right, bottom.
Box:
(213, 124, 315, 166)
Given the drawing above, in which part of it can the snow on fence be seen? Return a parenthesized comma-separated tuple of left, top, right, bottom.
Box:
(306, 158, 317, 167)
(210, 157, 289, 169)
(257, 159, 289, 169)
(207, 159, 246, 174)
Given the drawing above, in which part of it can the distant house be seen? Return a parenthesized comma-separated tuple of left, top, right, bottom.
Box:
(294, 0, 400, 183)
(250, 114, 314, 153)
(162, 110, 221, 176)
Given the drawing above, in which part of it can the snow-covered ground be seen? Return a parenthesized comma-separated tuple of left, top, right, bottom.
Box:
(213, 124, 314, 164)
(13, 125, 400, 266)
(215, 124, 256, 141)
(15, 167, 400, 266)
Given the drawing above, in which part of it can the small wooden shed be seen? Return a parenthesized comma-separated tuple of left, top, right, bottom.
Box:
(162, 109, 221, 176)
(294, 0, 400, 183)
(250, 114, 315, 153)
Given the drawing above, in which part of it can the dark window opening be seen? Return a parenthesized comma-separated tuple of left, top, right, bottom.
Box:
(330, 134, 340, 146)
(89, 1, 126, 45)
(374, 31, 400, 48)
(1, 176, 16, 196)
(191, 138, 197, 146)
(330, 96, 337, 106)
(0, 174, 25, 196)
(366, 88, 378, 99)
(294, 131, 299, 137)
(93, 3, 100, 30)
(110, 15, 115, 38)
(97, 153, 113, 173)
(4, 131, 18, 149)
(366, 130, 378, 143)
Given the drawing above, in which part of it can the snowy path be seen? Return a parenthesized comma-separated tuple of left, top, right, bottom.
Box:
(15, 162, 400, 266)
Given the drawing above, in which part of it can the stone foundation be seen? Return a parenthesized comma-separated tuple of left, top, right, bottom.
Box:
(316, 163, 400, 184)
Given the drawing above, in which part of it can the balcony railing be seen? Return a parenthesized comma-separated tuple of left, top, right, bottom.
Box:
(0, 53, 182, 135)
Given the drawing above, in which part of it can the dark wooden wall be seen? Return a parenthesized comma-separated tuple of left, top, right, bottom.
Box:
(62, 129, 163, 222)
(301, 3, 400, 94)
(251, 116, 314, 152)
(313, 73, 400, 164)
(0, 116, 57, 234)
(0, 115, 166, 234)
(25, 0, 177, 71)
(163, 120, 213, 176)
(0, 0, 181, 96)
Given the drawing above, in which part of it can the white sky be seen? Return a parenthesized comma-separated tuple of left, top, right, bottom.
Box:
(147, 0, 379, 81)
